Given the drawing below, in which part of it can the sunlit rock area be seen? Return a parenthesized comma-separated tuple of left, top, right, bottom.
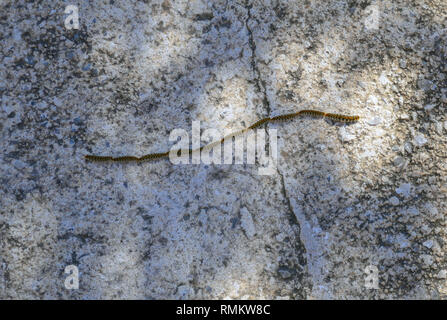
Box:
(0, 0, 446, 299)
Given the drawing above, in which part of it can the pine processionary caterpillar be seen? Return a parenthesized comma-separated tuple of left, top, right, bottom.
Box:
(85, 109, 359, 162)
(112, 156, 140, 162)
(85, 155, 114, 162)
(269, 112, 300, 122)
(291, 110, 360, 122)
(247, 118, 270, 130)
(139, 152, 170, 161)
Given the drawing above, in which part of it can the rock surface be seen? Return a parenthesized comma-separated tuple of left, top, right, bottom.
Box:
(0, 0, 446, 299)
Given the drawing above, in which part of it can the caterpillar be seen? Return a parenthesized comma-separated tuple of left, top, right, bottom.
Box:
(85, 155, 113, 162)
(85, 109, 359, 162)
(112, 156, 140, 162)
(248, 118, 270, 130)
(270, 110, 360, 123)
(139, 152, 169, 161)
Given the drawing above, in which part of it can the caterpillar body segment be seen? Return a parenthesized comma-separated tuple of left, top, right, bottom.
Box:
(248, 118, 269, 130)
(85, 155, 113, 162)
(324, 113, 360, 122)
(139, 152, 169, 161)
(112, 156, 140, 162)
(270, 113, 299, 122)
(299, 109, 325, 117)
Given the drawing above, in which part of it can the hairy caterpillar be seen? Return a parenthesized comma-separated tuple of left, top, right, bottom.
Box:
(270, 110, 360, 123)
(85, 109, 359, 162)
(248, 118, 270, 130)
(139, 152, 169, 161)
(85, 155, 114, 162)
(112, 156, 140, 162)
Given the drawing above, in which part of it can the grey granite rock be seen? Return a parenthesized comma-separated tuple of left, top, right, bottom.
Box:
(0, 0, 446, 299)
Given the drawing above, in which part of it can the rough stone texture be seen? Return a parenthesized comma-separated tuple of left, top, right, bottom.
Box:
(0, 0, 446, 299)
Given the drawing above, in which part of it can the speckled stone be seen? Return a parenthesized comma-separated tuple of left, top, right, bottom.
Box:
(1, 0, 447, 299)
